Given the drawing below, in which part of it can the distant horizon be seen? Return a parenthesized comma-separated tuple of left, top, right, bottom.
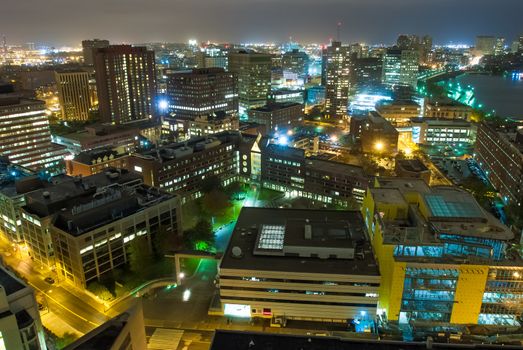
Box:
(1, 0, 522, 47)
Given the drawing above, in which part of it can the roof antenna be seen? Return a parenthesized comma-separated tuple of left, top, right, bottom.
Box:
(337, 21, 342, 42)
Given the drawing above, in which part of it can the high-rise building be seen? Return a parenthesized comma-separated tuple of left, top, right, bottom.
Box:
(94, 45, 157, 124)
(248, 102, 303, 133)
(420, 35, 433, 63)
(0, 265, 46, 349)
(81, 39, 109, 66)
(396, 34, 420, 50)
(281, 49, 309, 83)
(494, 37, 505, 56)
(475, 36, 497, 56)
(227, 51, 272, 118)
(55, 70, 92, 121)
(362, 177, 520, 325)
(0, 97, 68, 172)
(381, 49, 419, 88)
(166, 68, 237, 118)
(351, 57, 382, 88)
(474, 122, 523, 207)
(323, 41, 351, 119)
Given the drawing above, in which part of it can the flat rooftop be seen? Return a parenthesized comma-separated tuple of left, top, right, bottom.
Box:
(220, 208, 379, 276)
(410, 117, 471, 126)
(396, 159, 429, 173)
(251, 102, 302, 112)
(210, 330, 523, 350)
(23, 169, 174, 236)
(307, 158, 367, 178)
(73, 148, 126, 165)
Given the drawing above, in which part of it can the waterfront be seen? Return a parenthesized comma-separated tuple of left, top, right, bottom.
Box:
(452, 73, 523, 119)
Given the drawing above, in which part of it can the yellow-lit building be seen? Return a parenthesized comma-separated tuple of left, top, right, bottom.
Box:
(361, 178, 522, 326)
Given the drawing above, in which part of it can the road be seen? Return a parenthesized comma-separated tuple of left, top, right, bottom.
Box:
(0, 239, 109, 334)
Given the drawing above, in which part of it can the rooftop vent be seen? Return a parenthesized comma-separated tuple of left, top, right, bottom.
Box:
(42, 191, 50, 198)
(231, 246, 243, 259)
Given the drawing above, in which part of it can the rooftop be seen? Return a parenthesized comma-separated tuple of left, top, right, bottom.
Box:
(410, 117, 472, 126)
(0, 265, 26, 296)
(250, 102, 302, 113)
(220, 207, 379, 276)
(23, 169, 174, 236)
(210, 330, 523, 350)
(396, 159, 429, 173)
(72, 148, 126, 166)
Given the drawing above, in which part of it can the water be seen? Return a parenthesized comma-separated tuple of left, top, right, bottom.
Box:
(454, 73, 523, 119)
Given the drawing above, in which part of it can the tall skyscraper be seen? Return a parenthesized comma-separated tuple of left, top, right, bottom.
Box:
(396, 34, 420, 50)
(381, 49, 419, 88)
(94, 45, 157, 124)
(55, 70, 92, 121)
(195, 46, 228, 69)
(322, 41, 351, 119)
(0, 97, 68, 172)
(282, 49, 309, 83)
(166, 67, 238, 117)
(81, 39, 109, 66)
(494, 37, 505, 56)
(227, 50, 272, 118)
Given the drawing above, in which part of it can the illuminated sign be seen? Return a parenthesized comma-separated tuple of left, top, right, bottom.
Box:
(412, 126, 421, 144)
(224, 303, 251, 318)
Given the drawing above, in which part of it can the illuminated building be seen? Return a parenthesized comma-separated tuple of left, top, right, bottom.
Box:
(396, 34, 420, 50)
(166, 68, 237, 117)
(94, 45, 156, 124)
(0, 265, 46, 349)
(218, 207, 380, 323)
(0, 97, 68, 173)
(54, 70, 92, 121)
(410, 118, 476, 146)
(269, 89, 304, 105)
(248, 102, 303, 133)
(228, 51, 272, 118)
(65, 149, 130, 177)
(362, 178, 521, 325)
(65, 303, 146, 350)
(170, 111, 239, 139)
(128, 132, 249, 201)
(424, 98, 472, 120)
(81, 39, 109, 65)
(305, 86, 325, 106)
(52, 124, 140, 154)
(360, 112, 399, 156)
(0, 159, 41, 243)
(381, 49, 419, 88)
(196, 46, 228, 70)
(282, 49, 309, 85)
(323, 41, 351, 119)
(475, 36, 497, 56)
(375, 100, 421, 126)
(20, 169, 181, 288)
(474, 122, 523, 207)
(254, 139, 370, 204)
(351, 57, 382, 88)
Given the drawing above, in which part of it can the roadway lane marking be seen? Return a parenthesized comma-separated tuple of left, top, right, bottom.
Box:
(30, 282, 100, 327)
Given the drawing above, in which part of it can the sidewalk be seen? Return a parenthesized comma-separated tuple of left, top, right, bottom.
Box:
(41, 311, 82, 337)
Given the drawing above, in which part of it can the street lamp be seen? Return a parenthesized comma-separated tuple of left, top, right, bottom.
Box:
(375, 141, 384, 152)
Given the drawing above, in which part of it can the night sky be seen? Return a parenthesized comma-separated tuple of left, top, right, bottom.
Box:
(2, 0, 523, 46)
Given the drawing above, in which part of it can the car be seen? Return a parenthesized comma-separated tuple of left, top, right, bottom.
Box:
(44, 277, 55, 284)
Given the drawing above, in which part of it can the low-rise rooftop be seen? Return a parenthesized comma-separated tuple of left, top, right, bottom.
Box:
(221, 207, 379, 276)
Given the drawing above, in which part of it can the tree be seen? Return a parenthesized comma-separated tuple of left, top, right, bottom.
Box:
(201, 175, 223, 194)
(55, 332, 78, 349)
(183, 219, 214, 251)
(225, 182, 245, 200)
(127, 236, 153, 276)
(87, 281, 113, 301)
(202, 190, 230, 216)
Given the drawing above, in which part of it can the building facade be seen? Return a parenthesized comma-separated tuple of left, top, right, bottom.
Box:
(382, 49, 419, 88)
(218, 208, 380, 323)
(362, 178, 521, 325)
(94, 45, 156, 124)
(474, 122, 523, 207)
(0, 266, 46, 350)
(20, 169, 181, 288)
(55, 70, 92, 121)
(323, 41, 351, 119)
(375, 100, 421, 127)
(0, 98, 68, 173)
(228, 51, 272, 117)
(424, 98, 472, 120)
(410, 118, 476, 146)
(360, 112, 399, 155)
(82, 39, 109, 66)
(248, 102, 304, 133)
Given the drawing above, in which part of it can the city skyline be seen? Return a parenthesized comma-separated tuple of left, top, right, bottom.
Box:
(1, 0, 523, 46)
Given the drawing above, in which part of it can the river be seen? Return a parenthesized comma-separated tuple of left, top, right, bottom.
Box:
(451, 73, 523, 120)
